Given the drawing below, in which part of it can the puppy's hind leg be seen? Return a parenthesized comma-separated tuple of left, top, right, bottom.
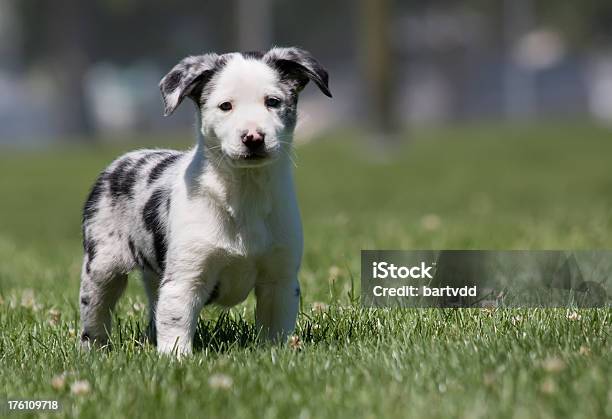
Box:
(79, 259, 128, 348)
(141, 267, 160, 344)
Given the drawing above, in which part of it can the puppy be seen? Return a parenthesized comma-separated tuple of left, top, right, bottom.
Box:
(79, 47, 331, 354)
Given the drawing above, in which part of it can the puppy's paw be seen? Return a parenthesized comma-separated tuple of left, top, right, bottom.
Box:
(79, 331, 110, 351)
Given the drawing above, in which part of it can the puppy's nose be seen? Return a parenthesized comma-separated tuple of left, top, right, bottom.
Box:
(241, 129, 265, 151)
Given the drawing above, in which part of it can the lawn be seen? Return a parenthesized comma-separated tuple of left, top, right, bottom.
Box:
(0, 122, 610, 418)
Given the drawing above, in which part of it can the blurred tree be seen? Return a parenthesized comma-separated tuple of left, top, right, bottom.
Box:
(15, 0, 96, 137)
(236, 0, 273, 51)
(360, 0, 397, 137)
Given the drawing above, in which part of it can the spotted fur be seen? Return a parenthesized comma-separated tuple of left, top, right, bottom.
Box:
(79, 47, 331, 355)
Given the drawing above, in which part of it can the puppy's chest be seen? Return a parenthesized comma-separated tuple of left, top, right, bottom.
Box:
(222, 188, 275, 256)
(209, 213, 275, 307)
(224, 209, 273, 256)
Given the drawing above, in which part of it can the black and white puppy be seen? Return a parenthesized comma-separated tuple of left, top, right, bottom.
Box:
(79, 47, 331, 355)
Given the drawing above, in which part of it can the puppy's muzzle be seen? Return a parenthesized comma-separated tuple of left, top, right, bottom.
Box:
(240, 129, 267, 159)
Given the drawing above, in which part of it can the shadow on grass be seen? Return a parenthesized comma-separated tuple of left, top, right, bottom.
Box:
(192, 312, 258, 352)
(112, 305, 384, 354)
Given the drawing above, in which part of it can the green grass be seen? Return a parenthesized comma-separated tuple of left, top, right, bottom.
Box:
(0, 122, 611, 418)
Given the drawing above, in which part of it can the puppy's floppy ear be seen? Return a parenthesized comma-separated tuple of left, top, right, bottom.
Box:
(159, 53, 220, 116)
(264, 47, 332, 98)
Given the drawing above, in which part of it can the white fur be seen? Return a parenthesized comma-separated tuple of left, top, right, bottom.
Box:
(79, 51, 319, 355)
(155, 126, 303, 355)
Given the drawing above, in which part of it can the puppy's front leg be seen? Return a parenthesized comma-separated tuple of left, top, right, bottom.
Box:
(155, 275, 204, 356)
(255, 278, 300, 343)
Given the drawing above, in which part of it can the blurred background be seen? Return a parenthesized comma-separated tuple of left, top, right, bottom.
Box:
(1, 0, 612, 270)
(2, 0, 612, 145)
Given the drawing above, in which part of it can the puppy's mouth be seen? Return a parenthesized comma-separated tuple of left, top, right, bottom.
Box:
(239, 151, 268, 161)
(225, 149, 279, 168)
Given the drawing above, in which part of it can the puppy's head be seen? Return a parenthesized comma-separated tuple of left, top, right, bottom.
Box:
(160, 47, 332, 168)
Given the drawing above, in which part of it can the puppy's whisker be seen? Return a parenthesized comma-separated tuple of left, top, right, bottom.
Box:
(280, 148, 298, 168)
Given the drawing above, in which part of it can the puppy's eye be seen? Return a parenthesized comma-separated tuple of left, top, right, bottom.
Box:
(218, 102, 232, 112)
(265, 97, 281, 108)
